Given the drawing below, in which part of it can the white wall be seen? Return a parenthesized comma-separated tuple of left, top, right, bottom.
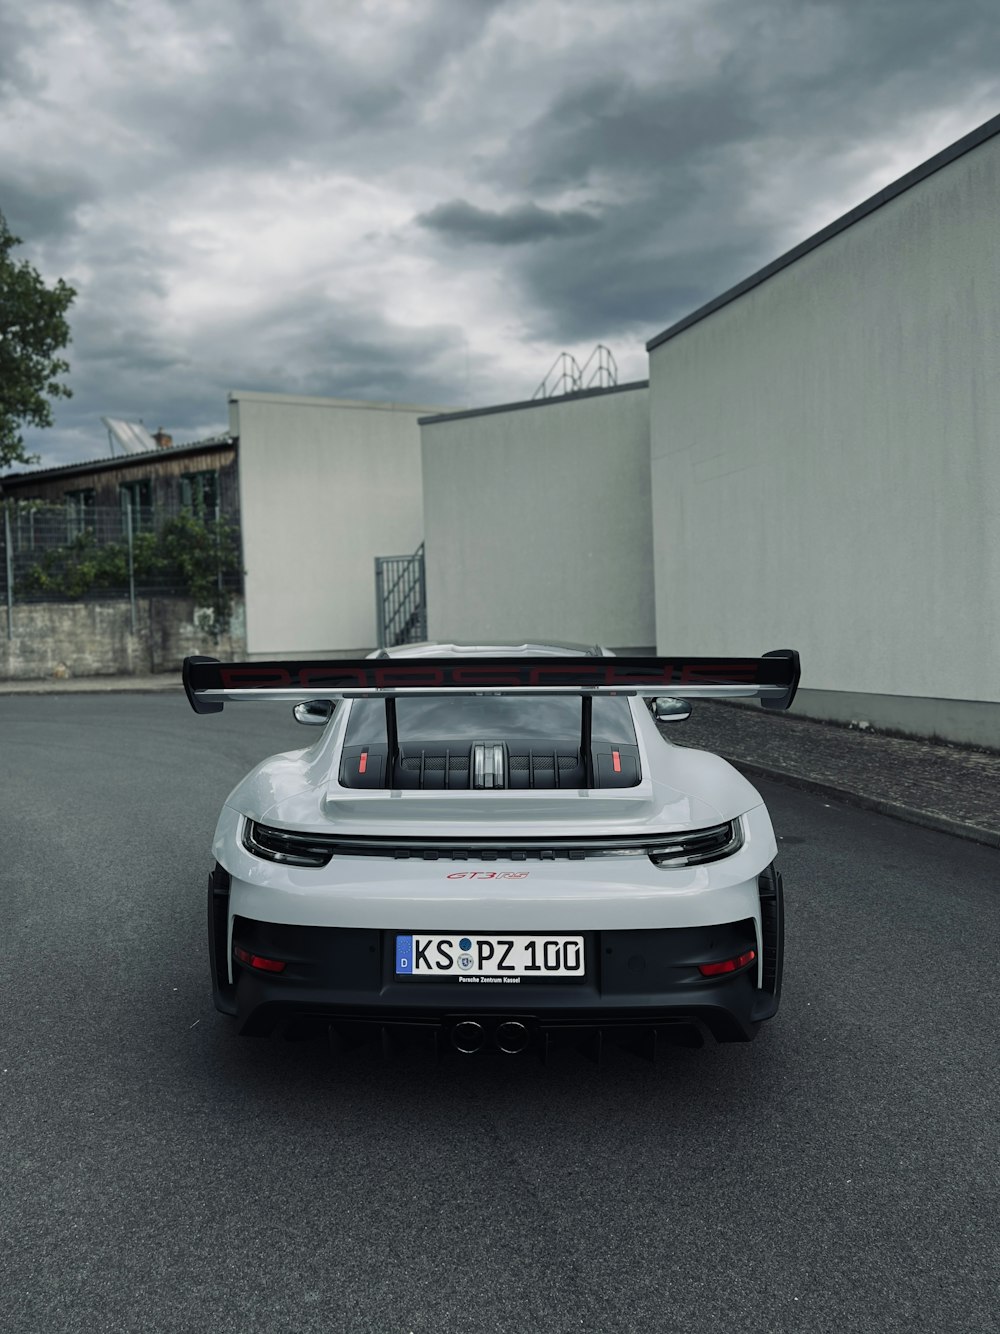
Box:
(421, 384, 654, 651)
(231, 392, 448, 656)
(648, 129, 1000, 744)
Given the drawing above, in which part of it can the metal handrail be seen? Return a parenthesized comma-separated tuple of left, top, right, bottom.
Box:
(375, 542, 426, 648)
(532, 351, 582, 399)
(380, 545, 423, 605)
(579, 343, 618, 390)
(531, 345, 617, 400)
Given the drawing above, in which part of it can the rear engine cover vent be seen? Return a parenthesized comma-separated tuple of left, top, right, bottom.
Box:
(508, 752, 585, 788)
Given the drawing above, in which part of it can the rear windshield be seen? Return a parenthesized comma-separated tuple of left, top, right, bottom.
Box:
(344, 695, 637, 745)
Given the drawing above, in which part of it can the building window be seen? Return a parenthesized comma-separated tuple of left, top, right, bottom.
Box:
(180, 469, 219, 519)
(65, 488, 96, 539)
(119, 479, 152, 532)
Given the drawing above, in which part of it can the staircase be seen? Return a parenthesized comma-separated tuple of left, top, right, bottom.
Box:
(375, 542, 427, 648)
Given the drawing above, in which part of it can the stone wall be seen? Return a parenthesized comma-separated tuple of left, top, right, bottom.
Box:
(0, 597, 246, 680)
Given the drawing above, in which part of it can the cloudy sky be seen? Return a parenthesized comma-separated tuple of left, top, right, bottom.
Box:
(2, 0, 999, 470)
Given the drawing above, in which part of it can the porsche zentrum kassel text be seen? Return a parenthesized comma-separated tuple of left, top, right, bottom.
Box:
(184, 643, 799, 1055)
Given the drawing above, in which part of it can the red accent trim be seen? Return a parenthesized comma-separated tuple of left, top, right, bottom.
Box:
(359, 751, 368, 774)
(698, 949, 756, 978)
(612, 750, 621, 773)
(233, 946, 286, 974)
(203, 656, 784, 693)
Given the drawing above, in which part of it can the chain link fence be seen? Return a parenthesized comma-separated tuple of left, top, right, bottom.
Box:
(1, 499, 243, 631)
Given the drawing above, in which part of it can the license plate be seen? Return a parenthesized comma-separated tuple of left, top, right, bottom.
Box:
(395, 934, 585, 979)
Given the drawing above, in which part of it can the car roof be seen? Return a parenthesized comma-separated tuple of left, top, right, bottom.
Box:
(373, 641, 610, 659)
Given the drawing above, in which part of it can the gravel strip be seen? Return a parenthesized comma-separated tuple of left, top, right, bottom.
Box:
(664, 702, 1000, 844)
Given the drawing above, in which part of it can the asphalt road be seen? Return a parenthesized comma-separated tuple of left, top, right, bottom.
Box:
(2, 695, 998, 1334)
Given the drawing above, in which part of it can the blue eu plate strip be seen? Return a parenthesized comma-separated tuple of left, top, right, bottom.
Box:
(395, 935, 412, 975)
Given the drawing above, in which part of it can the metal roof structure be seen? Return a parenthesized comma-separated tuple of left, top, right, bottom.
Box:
(0, 436, 233, 485)
(100, 418, 159, 456)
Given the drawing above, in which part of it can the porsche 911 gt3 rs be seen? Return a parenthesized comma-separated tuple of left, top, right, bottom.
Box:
(184, 642, 799, 1055)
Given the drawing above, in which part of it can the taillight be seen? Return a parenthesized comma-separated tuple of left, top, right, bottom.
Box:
(648, 820, 744, 867)
(698, 948, 756, 978)
(233, 945, 286, 974)
(243, 819, 334, 867)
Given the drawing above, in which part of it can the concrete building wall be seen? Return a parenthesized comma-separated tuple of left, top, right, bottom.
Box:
(648, 125, 1000, 746)
(421, 384, 654, 652)
(231, 392, 447, 656)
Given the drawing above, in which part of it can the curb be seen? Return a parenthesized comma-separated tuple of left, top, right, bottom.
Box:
(726, 756, 1000, 851)
(0, 680, 182, 695)
(0, 688, 182, 699)
(0, 686, 181, 695)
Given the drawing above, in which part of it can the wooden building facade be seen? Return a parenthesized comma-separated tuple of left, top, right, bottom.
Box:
(0, 438, 239, 534)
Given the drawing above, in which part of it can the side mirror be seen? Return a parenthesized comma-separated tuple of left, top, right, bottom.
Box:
(651, 697, 691, 723)
(293, 700, 334, 726)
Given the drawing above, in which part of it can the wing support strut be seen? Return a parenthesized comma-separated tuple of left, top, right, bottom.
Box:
(580, 694, 594, 787)
(384, 696, 399, 790)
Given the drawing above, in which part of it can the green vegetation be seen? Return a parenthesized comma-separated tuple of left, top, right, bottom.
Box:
(18, 510, 242, 628)
(0, 210, 76, 469)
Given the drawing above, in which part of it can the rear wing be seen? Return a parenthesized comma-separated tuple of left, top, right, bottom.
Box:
(182, 650, 800, 714)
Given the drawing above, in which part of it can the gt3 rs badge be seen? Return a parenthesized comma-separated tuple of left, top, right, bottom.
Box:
(446, 871, 530, 879)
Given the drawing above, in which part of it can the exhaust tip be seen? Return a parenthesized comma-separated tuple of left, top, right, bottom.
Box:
(452, 1020, 484, 1054)
(495, 1020, 530, 1055)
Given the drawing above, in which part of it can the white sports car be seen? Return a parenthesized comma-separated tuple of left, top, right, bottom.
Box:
(184, 642, 799, 1056)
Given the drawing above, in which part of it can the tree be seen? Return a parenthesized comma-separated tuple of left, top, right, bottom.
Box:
(0, 209, 76, 470)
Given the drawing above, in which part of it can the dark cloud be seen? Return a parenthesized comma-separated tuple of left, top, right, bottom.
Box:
(520, 243, 762, 345)
(510, 184, 767, 344)
(459, 0, 1000, 346)
(0, 9, 42, 98)
(0, 172, 95, 246)
(416, 199, 601, 245)
(4, 0, 1000, 466)
(16, 288, 466, 472)
(504, 78, 758, 193)
(816, 0, 1000, 83)
(95, 0, 505, 182)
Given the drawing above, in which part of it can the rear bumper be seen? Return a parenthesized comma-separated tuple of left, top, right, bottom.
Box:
(208, 871, 784, 1044)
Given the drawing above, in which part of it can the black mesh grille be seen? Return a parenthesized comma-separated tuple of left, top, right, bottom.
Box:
(509, 754, 579, 771)
(398, 749, 586, 788)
